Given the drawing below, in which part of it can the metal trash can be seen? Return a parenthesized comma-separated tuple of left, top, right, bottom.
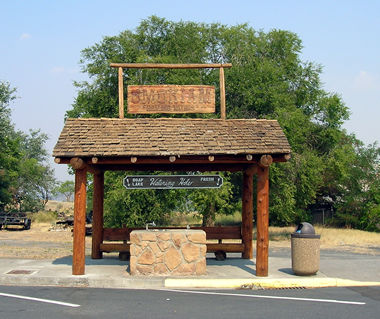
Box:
(291, 222, 320, 276)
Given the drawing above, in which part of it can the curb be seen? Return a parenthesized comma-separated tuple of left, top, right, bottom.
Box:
(1, 275, 380, 290)
(164, 278, 380, 289)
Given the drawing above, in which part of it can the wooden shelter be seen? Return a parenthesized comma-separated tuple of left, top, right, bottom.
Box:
(53, 63, 291, 276)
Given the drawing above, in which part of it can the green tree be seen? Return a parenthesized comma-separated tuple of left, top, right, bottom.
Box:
(0, 81, 57, 212)
(11, 130, 57, 211)
(189, 173, 234, 226)
(54, 180, 75, 202)
(0, 81, 19, 210)
(102, 171, 182, 227)
(67, 16, 377, 230)
(322, 137, 380, 230)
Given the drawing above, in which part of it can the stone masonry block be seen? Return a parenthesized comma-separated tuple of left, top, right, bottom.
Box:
(164, 246, 182, 271)
(187, 231, 206, 244)
(138, 248, 155, 265)
(181, 243, 200, 263)
(172, 233, 186, 248)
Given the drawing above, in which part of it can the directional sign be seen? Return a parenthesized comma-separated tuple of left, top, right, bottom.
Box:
(123, 175, 223, 189)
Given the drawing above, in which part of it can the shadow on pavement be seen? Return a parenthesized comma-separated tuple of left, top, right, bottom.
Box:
(206, 257, 257, 276)
(53, 255, 127, 266)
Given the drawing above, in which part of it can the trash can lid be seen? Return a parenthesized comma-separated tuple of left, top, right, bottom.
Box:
(295, 222, 315, 234)
(292, 222, 320, 238)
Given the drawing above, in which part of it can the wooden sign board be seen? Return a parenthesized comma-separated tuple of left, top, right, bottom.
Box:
(123, 175, 223, 189)
(127, 85, 215, 114)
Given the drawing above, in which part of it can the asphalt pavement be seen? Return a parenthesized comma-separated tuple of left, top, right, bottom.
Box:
(0, 248, 379, 289)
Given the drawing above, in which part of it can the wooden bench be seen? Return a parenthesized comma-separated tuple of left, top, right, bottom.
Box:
(99, 226, 244, 257)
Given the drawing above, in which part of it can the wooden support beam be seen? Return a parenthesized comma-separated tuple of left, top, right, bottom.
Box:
(91, 170, 104, 259)
(72, 168, 87, 275)
(256, 165, 269, 276)
(242, 166, 254, 259)
(110, 63, 232, 69)
(118, 67, 124, 119)
(220, 67, 226, 120)
(91, 163, 252, 172)
(85, 155, 261, 165)
(55, 154, 288, 166)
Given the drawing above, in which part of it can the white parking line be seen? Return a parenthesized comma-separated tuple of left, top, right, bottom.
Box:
(161, 289, 366, 305)
(0, 292, 80, 308)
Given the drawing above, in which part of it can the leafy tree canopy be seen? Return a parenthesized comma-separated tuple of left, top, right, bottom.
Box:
(67, 16, 379, 231)
(0, 81, 57, 212)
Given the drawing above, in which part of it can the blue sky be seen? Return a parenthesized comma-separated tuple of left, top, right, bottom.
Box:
(1, 0, 379, 181)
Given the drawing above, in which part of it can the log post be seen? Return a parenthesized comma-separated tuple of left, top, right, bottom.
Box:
(256, 165, 269, 276)
(219, 67, 226, 120)
(91, 170, 104, 259)
(242, 166, 255, 259)
(118, 67, 124, 119)
(72, 168, 87, 275)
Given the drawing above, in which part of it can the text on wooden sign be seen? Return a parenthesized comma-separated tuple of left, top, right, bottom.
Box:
(127, 85, 215, 114)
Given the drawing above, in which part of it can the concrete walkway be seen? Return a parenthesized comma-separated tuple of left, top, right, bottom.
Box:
(1, 250, 379, 289)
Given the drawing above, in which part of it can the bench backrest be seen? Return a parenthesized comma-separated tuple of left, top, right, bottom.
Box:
(103, 226, 242, 241)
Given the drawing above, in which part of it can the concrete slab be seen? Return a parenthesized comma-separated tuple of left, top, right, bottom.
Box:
(0, 250, 379, 289)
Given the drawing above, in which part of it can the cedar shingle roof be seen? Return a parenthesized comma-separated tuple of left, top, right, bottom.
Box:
(53, 118, 290, 158)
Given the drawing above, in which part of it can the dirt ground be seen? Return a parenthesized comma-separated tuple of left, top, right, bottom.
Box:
(0, 223, 92, 259)
(0, 222, 379, 259)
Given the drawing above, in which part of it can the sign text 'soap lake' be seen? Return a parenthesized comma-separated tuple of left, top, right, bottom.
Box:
(123, 175, 223, 189)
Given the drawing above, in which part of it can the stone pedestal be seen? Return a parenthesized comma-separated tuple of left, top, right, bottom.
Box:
(130, 229, 206, 276)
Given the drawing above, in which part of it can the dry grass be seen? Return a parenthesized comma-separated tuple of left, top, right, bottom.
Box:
(44, 200, 74, 214)
(316, 226, 380, 248)
(268, 226, 380, 254)
(1, 210, 379, 259)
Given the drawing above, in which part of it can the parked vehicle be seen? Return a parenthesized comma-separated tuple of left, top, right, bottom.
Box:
(0, 212, 31, 230)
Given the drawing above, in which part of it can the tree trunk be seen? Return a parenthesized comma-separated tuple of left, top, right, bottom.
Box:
(202, 202, 215, 227)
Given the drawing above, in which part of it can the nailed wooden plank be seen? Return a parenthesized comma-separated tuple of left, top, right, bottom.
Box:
(206, 243, 245, 253)
(100, 242, 244, 253)
(127, 85, 215, 114)
(103, 226, 242, 241)
(103, 228, 133, 241)
(100, 243, 130, 252)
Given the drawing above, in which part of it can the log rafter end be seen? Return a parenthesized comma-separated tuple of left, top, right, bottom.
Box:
(259, 155, 273, 168)
(70, 157, 86, 170)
